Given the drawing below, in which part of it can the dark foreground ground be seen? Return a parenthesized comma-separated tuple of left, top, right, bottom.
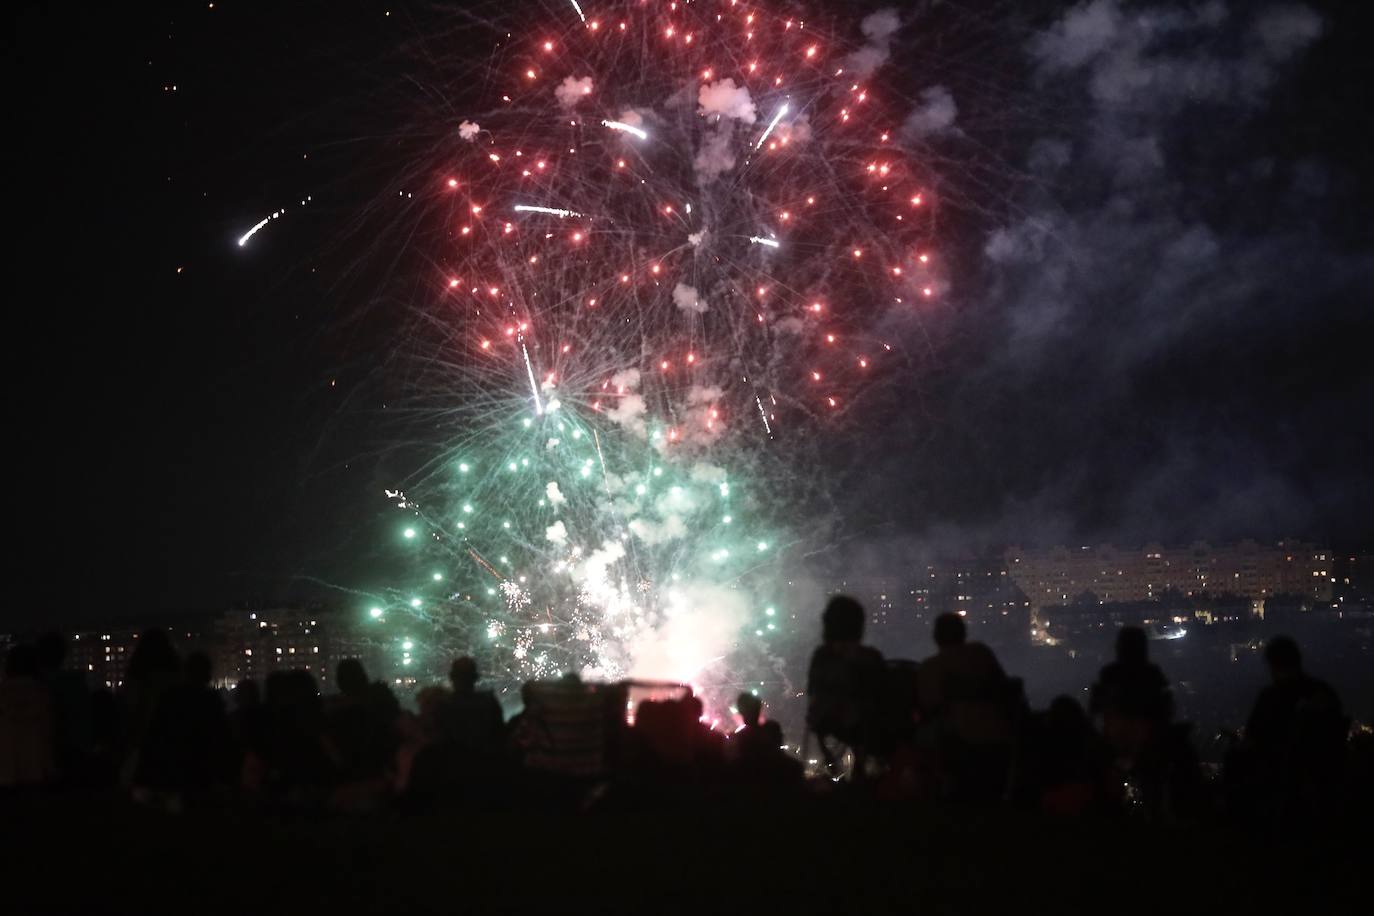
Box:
(7, 792, 1369, 915)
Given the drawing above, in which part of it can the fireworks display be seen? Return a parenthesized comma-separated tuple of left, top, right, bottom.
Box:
(366, 0, 942, 703)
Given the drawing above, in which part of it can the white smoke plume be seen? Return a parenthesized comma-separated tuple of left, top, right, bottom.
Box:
(694, 127, 737, 180)
(672, 283, 708, 314)
(670, 387, 727, 448)
(605, 368, 647, 436)
(688, 462, 728, 484)
(545, 520, 568, 545)
(698, 78, 756, 123)
(843, 8, 901, 78)
(627, 514, 689, 546)
(624, 582, 754, 682)
(903, 86, 958, 138)
(1030, 0, 1323, 108)
(458, 120, 480, 141)
(555, 75, 593, 109)
(580, 540, 626, 584)
(776, 113, 813, 146)
(545, 480, 566, 507)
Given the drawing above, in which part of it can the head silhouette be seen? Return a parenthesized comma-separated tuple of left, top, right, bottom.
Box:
(1115, 627, 1149, 666)
(1264, 635, 1302, 679)
(234, 679, 260, 709)
(449, 656, 479, 693)
(4, 644, 40, 678)
(336, 658, 369, 697)
(416, 686, 449, 725)
(184, 651, 213, 688)
(736, 692, 763, 728)
(822, 595, 865, 644)
(933, 612, 967, 649)
(127, 628, 179, 682)
(35, 631, 67, 674)
(1047, 695, 1090, 731)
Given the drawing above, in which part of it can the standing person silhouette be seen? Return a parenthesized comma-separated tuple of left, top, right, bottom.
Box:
(806, 596, 885, 780)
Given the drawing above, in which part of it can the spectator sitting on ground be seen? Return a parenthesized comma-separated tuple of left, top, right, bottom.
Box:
(730, 692, 802, 786)
(1021, 695, 1109, 816)
(732, 693, 767, 755)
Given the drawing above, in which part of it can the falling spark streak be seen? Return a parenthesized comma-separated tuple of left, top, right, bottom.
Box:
(753, 103, 789, 151)
(467, 547, 504, 580)
(512, 204, 584, 218)
(755, 396, 773, 435)
(601, 119, 648, 141)
(748, 236, 780, 248)
(593, 429, 610, 493)
(237, 211, 278, 246)
(520, 338, 544, 414)
(568, 0, 586, 24)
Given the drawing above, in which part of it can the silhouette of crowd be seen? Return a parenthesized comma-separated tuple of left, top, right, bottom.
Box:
(1, 596, 1366, 831)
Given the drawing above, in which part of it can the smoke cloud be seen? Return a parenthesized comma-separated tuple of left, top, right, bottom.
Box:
(672, 282, 708, 314)
(554, 75, 593, 109)
(697, 78, 756, 123)
(843, 8, 902, 79)
(853, 0, 1373, 550)
(903, 86, 958, 138)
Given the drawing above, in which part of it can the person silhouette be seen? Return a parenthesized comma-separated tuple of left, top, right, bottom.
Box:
(1235, 636, 1346, 826)
(730, 692, 801, 787)
(1090, 627, 1173, 740)
(0, 644, 56, 787)
(35, 632, 93, 784)
(444, 656, 504, 755)
(326, 659, 397, 784)
(917, 613, 1013, 801)
(806, 595, 886, 779)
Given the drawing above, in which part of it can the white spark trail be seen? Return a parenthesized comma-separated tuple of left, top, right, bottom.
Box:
(748, 236, 780, 248)
(237, 197, 309, 247)
(755, 396, 773, 435)
(237, 211, 279, 247)
(753, 103, 789, 151)
(568, 0, 586, 24)
(513, 204, 584, 218)
(520, 339, 544, 414)
(601, 119, 648, 141)
(593, 429, 611, 494)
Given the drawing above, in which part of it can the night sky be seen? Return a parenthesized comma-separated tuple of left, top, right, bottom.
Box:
(12, 0, 1373, 626)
